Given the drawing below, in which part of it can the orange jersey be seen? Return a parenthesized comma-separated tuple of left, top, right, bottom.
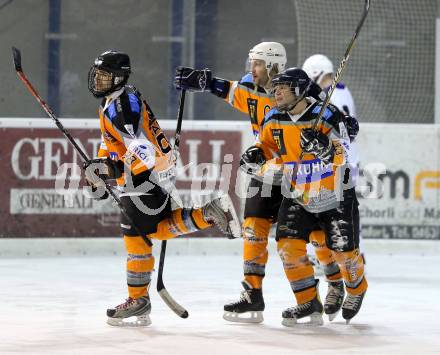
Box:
(257, 101, 350, 212)
(97, 85, 173, 187)
(225, 73, 275, 137)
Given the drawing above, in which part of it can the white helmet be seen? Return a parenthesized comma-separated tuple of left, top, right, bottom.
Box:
(248, 42, 287, 75)
(302, 54, 333, 85)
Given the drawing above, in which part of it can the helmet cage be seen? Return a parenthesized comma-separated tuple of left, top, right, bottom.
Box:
(271, 76, 313, 112)
(88, 66, 128, 98)
(88, 50, 131, 98)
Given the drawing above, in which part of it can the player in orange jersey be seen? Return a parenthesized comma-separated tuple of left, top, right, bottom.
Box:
(84, 50, 241, 327)
(255, 68, 367, 325)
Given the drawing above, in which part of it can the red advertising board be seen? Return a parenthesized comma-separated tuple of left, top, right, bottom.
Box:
(0, 120, 242, 238)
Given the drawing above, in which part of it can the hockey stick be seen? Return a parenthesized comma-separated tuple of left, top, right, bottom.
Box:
(156, 89, 189, 318)
(292, 0, 370, 189)
(311, 0, 370, 132)
(11, 47, 153, 247)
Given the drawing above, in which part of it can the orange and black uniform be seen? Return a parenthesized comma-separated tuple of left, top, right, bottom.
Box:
(98, 85, 213, 299)
(257, 101, 368, 304)
(211, 74, 342, 288)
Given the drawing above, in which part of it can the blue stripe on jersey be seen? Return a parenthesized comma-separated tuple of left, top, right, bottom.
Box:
(285, 159, 333, 183)
(107, 101, 117, 119)
(336, 82, 345, 89)
(312, 105, 333, 120)
(240, 73, 253, 84)
(263, 107, 282, 125)
(128, 93, 141, 113)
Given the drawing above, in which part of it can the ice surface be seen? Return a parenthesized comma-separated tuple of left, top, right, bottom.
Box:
(0, 239, 439, 355)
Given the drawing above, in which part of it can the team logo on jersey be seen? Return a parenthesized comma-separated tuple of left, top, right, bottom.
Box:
(109, 152, 119, 160)
(264, 104, 271, 116)
(271, 129, 286, 155)
(247, 98, 258, 125)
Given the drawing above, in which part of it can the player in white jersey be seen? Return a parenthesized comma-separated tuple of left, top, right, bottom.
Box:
(302, 54, 356, 117)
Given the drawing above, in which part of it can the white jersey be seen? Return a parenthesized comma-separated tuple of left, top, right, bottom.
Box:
(330, 82, 359, 186)
(331, 83, 356, 118)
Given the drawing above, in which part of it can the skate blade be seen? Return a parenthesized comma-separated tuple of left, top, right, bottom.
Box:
(281, 312, 324, 327)
(219, 195, 242, 239)
(327, 310, 340, 322)
(223, 311, 264, 324)
(107, 314, 151, 327)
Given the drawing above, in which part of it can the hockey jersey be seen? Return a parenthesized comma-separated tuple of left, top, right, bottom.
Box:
(224, 73, 275, 137)
(331, 82, 357, 118)
(329, 82, 359, 186)
(97, 85, 173, 189)
(257, 101, 352, 213)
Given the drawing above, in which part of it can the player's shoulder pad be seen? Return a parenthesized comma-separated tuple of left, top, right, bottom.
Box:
(238, 73, 258, 90)
(108, 85, 142, 135)
(240, 73, 253, 84)
(239, 73, 267, 94)
(124, 85, 142, 114)
(263, 107, 283, 125)
(311, 102, 343, 122)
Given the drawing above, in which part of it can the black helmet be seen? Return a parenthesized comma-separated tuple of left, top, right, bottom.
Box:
(272, 67, 311, 96)
(271, 67, 324, 111)
(88, 50, 131, 98)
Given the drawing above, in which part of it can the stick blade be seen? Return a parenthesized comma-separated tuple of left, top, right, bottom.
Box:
(12, 47, 22, 72)
(158, 288, 189, 318)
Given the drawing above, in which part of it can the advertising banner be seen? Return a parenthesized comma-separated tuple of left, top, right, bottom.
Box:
(356, 124, 440, 239)
(0, 119, 245, 237)
(1, 119, 439, 239)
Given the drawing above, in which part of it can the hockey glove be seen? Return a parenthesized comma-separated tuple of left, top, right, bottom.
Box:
(174, 66, 212, 92)
(308, 82, 327, 101)
(83, 158, 124, 200)
(239, 146, 266, 174)
(343, 115, 359, 142)
(300, 129, 334, 164)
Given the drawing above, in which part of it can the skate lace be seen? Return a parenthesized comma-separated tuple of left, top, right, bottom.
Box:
(344, 294, 361, 310)
(116, 297, 135, 310)
(287, 301, 310, 314)
(326, 284, 342, 304)
(238, 290, 252, 304)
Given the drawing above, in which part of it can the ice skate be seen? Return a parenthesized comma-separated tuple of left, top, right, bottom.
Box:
(281, 295, 324, 327)
(324, 280, 345, 321)
(342, 290, 366, 324)
(203, 194, 241, 239)
(107, 296, 151, 327)
(223, 281, 265, 323)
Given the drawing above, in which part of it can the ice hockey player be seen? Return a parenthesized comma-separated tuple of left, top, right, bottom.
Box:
(174, 43, 347, 323)
(85, 50, 241, 327)
(255, 67, 367, 325)
(303, 53, 364, 265)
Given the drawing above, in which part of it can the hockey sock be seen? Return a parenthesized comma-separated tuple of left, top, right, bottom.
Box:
(333, 249, 368, 295)
(124, 235, 154, 299)
(150, 208, 211, 241)
(310, 230, 342, 281)
(243, 217, 271, 289)
(277, 238, 317, 304)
